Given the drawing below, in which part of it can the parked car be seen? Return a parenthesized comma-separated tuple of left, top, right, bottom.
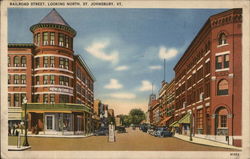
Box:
(116, 126, 126, 133)
(94, 127, 109, 136)
(154, 127, 173, 137)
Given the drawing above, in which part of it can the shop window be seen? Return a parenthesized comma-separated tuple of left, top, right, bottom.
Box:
(218, 33, 227, 45)
(50, 32, 55, 45)
(59, 33, 64, 46)
(43, 94, 48, 103)
(196, 109, 203, 129)
(217, 79, 229, 95)
(43, 75, 48, 84)
(14, 56, 19, 67)
(50, 94, 55, 104)
(14, 94, 19, 107)
(50, 56, 55, 67)
(35, 58, 40, 68)
(8, 75, 11, 84)
(50, 75, 55, 84)
(21, 56, 26, 67)
(14, 75, 19, 84)
(8, 56, 11, 67)
(36, 76, 40, 85)
(46, 115, 54, 130)
(43, 32, 48, 45)
(21, 94, 26, 104)
(21, 75, 26, 84)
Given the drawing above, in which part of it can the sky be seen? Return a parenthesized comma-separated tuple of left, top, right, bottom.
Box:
(8, 8, 227, 115)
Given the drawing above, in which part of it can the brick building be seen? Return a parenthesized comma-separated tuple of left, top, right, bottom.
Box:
(173, 8, 242, 146)
(8, 9, 95, 135)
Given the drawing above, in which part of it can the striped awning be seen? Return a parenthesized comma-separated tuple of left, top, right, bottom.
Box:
(178, 113, 191, 124)
(169, 121, 179, 127)
(159, 116, 172, 126)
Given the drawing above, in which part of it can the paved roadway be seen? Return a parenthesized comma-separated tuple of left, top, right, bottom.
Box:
(9, 128, 237, 151)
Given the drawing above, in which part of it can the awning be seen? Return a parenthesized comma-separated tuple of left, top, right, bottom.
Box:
(159, 116, 172, 126)
(178, 113, 191, 124)
(169, 121, 179, 127)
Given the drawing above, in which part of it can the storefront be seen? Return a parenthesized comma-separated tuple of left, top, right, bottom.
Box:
(23, 103, 92, 135)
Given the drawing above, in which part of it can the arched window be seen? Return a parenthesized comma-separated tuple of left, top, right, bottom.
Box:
(14, 56, 19, 67)
(217, 79, 229, 95)
(21, 56, 26, 67)
(218, 33, 227, 45)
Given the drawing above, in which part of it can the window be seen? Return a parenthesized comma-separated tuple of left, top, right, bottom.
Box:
(50, 75, 55, 84)
(217, 79, 229, 95)
(216, 56, 223, 69)
(50, 94, 55, 104)
(65, 77, 69, 86)
(59, 76, 64, 85)
(43, 94, 48, 103)
(35, 58, 40, 68)
(50, 32, 55, 45)
(220, 115, 227, 127)
(224, 54, 229, 68)
(50, 56, 55, 67)
(46, 115, 53, 130)
(14, 75, 19, 84)
(37, 33, 41, 46)
(8, 75, 11, 84)
(59, 33, 64, 46)
(14, 94, 19, 107)
(59, 94, 69, 103)
(21, 56, 26, 67)
(14, 56, 19, 67)
(65, 35, 69, 48)
(59, 57, 64, 68)
(44, 56, 49, 67)
(21, 75, 26, 84)
(43, 32, 48, 45)
(8, 56, 11, 67)
(43, 75, 48, 84)
(33, 94, 39, 103)
(21, 94, 26, 104)
(65, 59, 69, 69)
(218, 33, 227, 45)
(36, 76, 40, 85)
(34, 34, 37, 45)
(197, 109, 203, 129)
(8, 94, 11, 106)
(205, 61, 210, 75)
(204, 83, 210, 98)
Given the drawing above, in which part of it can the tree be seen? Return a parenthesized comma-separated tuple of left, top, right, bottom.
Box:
(129, 108, 146, 125)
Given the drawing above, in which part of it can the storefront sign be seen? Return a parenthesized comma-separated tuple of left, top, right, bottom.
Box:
(49, 87, 73, 94)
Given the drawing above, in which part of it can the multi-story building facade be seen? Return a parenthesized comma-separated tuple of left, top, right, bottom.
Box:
(8, 9, 95, 135)
(159, 79, 176, 127)
(173, 8, 242, 147)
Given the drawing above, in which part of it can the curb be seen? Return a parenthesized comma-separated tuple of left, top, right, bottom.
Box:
(173, 136, 241, 151)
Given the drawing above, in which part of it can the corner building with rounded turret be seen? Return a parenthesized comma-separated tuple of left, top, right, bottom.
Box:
(8, 9, 95, 135)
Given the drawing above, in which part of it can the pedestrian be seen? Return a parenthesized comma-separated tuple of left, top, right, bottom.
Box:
(8, 125, 11, 136)
(12, 124, 16, 136)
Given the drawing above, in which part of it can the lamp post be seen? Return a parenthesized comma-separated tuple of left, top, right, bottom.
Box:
(189, 111, 193, 141)
(22, 97, 29, 146)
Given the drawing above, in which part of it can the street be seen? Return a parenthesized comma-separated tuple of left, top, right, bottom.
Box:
(9, 128, 237, 151)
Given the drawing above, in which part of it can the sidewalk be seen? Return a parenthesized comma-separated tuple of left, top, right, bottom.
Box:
(26, 133, 94, 138)
(8, 146, 31, 151)
(174, 134, 241, 150)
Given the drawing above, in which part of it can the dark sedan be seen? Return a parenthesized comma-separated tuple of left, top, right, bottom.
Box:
(94, 128, 109, 136)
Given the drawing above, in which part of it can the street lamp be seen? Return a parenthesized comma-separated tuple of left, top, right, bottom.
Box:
(22, 97, 29, 146)
(189, 111, 193, 141)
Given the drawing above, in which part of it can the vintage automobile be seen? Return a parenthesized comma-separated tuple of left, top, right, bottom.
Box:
(154, 127, 173, 137)
(94, 127, 109, 136)
(116, 126, 126, 133)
